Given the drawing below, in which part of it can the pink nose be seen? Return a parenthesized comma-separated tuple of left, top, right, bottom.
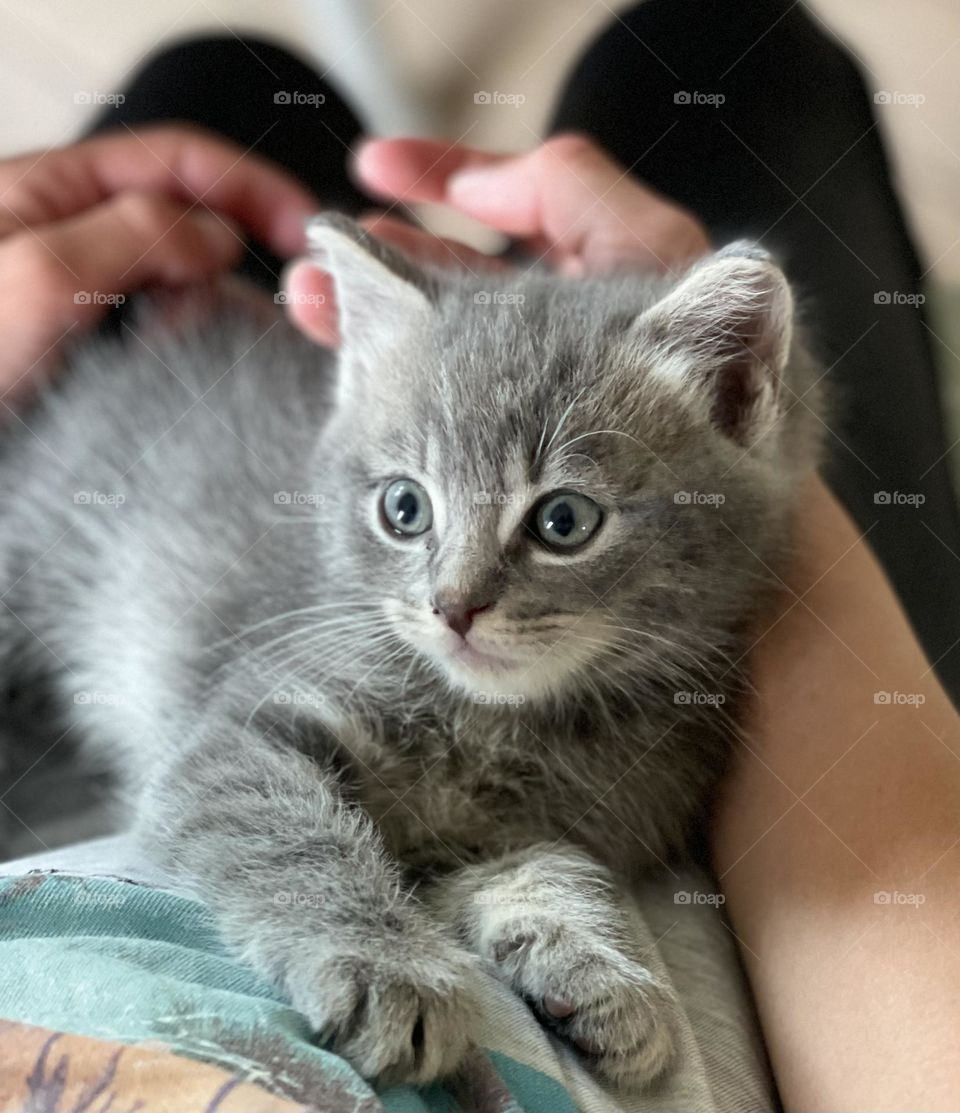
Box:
(432, 600, 492, 638)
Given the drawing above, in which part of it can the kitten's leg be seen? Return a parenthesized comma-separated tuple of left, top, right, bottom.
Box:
(428, 844, 680, 1089)
(144, 720, 475, 1085)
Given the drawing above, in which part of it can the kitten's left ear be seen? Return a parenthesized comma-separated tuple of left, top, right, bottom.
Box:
(634, 242, 793, 446)
(305, 213, 434, 368)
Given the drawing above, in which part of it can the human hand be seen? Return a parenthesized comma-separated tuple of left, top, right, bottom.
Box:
(0, 124, 315, 408)
(284, 133, 710, 346)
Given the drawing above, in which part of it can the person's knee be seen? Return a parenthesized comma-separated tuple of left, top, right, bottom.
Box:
(131, 34, 308, 90)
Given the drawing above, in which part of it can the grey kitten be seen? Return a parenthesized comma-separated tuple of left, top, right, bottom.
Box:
(0, 214, 821, 1089)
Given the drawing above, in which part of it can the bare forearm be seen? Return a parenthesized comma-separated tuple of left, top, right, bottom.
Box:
(714, 476, 960, 1111)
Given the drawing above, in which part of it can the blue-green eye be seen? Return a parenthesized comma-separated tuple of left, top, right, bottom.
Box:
(381, 479, 433, 537)
(532, 491, 603, 551)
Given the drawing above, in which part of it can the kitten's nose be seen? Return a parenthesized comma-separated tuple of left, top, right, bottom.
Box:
(432, 598, 493, 638)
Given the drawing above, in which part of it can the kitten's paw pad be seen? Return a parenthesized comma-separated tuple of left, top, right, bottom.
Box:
(290, 942, 475, 1085)
(489, 926, 678, 1088)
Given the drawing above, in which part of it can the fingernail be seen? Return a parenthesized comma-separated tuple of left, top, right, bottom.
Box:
(349, 135, 372, 172)
(447, 166, 499, 206)
(353, 135, 375, 158)
(350, 135, 382, 185)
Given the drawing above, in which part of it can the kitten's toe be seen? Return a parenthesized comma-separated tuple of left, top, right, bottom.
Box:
(289, 940, 475, 1085)
(562, 969, 678, 1089)
(543, 995, 576, 1019)
(488, 924, 678, 1089)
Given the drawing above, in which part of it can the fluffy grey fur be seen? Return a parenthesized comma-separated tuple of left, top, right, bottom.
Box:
(0, 214, 822, 1089)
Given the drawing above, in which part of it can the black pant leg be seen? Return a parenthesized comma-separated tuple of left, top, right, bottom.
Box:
(87, 35, 368, 286)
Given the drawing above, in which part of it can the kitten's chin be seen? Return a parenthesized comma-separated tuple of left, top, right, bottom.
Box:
(388, 609, 599, 705)
(427, 640, 586, 705)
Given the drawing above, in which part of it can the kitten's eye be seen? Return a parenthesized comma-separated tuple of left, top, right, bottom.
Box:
(531, 491, 603, 551)
(381, 478, 433, 537)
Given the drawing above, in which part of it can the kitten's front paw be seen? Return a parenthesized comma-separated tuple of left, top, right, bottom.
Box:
(287, 935, 475, 1085)
(488, 923, 678, 1089)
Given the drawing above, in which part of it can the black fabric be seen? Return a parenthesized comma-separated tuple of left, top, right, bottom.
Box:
(91, 15, 960, 701)
(89, 35, 368, 287)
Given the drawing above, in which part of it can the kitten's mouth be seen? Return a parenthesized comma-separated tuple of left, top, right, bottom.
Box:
(449, 639, 516, 673)
(409, 621, 586, 702)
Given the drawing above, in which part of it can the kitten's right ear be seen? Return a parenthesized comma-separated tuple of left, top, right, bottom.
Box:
(305, 213, 435, 376)
(632, 242, 793, 447)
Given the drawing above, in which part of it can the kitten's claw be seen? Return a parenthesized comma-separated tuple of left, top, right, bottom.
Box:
(489, 924, 679, 1089)
(288, 937, 476, 1085)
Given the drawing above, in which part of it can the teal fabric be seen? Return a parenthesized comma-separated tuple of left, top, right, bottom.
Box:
(0, 872, 565, 1113)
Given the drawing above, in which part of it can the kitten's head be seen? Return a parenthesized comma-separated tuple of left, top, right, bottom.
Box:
(307, 214, 819, 707)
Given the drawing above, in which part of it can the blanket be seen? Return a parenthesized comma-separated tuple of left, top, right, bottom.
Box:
(0, 849, 773, 1112)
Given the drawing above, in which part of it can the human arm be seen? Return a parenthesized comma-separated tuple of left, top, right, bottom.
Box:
(713, 474, 960, 1112)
